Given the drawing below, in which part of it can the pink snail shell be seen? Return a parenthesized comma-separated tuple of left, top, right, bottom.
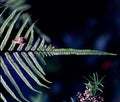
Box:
(12, 37, 25, 44)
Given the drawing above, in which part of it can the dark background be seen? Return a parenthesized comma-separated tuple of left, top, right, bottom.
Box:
(26, 0, 120, 102)
(27, 0, 120, 102)
(0, 0, 120, 102)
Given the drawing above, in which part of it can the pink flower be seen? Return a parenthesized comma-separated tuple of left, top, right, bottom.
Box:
(76, 89, 104, 102)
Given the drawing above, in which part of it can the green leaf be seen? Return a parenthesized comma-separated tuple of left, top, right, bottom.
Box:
(0, 92, 7, 102)
(17, 22, 35, 51)
(8, 16, 30, 51)
(1, 58, 30, 102)
(25, 22, 35, 51)
(84, 72, 105, 96)
(34, 52, 46, 65)
(21, 52, 50, 83)
(0, 8, 17, 37)
(38, 39, 45, 49)
(0, 75, 22, 102)
(13, 52, 49, 88)
(70, 97, 75, 102)
(5, 0, 31, 11)
(1, 10, 23, 51)
(0, 3, 50, 102)
(5, 52, 41, 93)
(0, 6, 8, 17)
(31, 38, 41, 51)
(28, 52, 46, 75)
(46, 49, 117, 56)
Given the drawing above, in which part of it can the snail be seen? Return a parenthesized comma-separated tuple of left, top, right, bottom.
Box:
(12, 37, 25, 44)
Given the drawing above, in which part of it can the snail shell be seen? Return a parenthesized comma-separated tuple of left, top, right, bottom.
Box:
(12, 37, 25, 44)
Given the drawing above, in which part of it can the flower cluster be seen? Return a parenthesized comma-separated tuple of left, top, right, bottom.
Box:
(76, 82, 104, 102)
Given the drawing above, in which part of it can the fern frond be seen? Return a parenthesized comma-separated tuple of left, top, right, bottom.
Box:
(0, 3, 116, 102)
(1, 10, 24, 51)
(36, 39, 116, 56)
(0, 92, 7, 102)
(17, 22, 35, 51)
(0, 6, 51, 101)
(0, 0, 51, 43)
(25, 22, 36, 51)
(84, 73, 105, 97)
(31, 37, 41, 51)
(1, 58, 30, 102)
(0, 6, 8, 17)
(8, 16, 30, 51)
(4, 52, 41, 93)
(0, 75, 22, 102)
(2, 0, 31, 11)
(21, 52, 50, 83)
(70, 97, 75, 102)
(34, 51, 46, 65)
(0, 8, 17, 37)
(38, 45, 117, 56)
(13, 52, 49, 88)
(28, 52, 46, 75)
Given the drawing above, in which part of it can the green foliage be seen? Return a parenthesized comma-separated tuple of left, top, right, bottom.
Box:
(0, 86, 7, 102)
(0, 1, 116, 102)
(70, 97, 75, 102)
(3, 0, 31, 10)
(0, 0, 50, 42)
(30, 94, 44, 102)
(84, 72, 105, 97)
(0, 5, 51, 102)
(69, 73, 105, 102)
